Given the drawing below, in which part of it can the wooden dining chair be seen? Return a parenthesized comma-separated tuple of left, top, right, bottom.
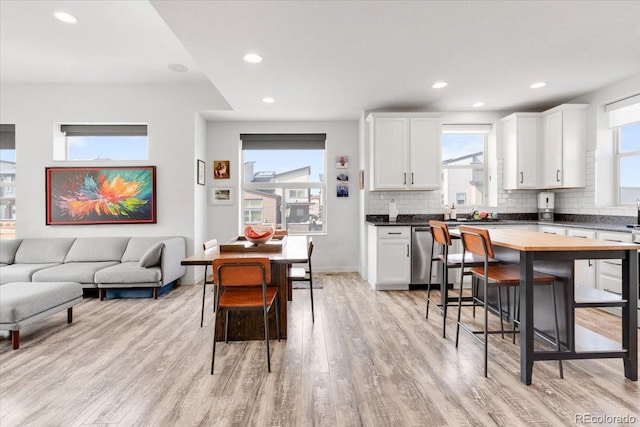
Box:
(211, 257, 280, 374)
(287, 238, 315, 322)
(200, 239, 218, 327)
(455, 226, 563, 378)
(426, 221, 498, 338)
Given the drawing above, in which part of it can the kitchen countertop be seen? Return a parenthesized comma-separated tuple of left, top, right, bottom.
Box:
(366, 214, 639, 234)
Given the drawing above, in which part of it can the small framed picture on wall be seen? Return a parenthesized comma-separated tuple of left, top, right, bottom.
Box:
(213, 160, 230, 179)
(336, 155, 349, 169)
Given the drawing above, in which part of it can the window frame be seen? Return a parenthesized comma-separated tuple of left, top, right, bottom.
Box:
(55, 124, 149, 161)
(441, 129, 488, 208)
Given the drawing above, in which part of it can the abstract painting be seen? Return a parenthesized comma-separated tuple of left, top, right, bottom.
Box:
(46, 166, 156, 225)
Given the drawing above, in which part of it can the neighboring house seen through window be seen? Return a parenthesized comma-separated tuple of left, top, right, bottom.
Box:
(616, 121, 640, 204)
(0, 124, 16, 240)
(241, 133, 326, 234)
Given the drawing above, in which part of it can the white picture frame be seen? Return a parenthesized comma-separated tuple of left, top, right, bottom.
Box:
(210, 187, 233, 205)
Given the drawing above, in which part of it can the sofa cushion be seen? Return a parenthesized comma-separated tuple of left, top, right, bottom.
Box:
(139, 242, 164, 267)
(95, 262, 161, 285)
(14, 238, 76, 264)
(0, 281, 83, 325)
(31, 262, 119, 285)
(0, 263, 61, 285)
(121, 237, 167, 262)
(0, 239, 22, 264)
(65, 237, 130, 262)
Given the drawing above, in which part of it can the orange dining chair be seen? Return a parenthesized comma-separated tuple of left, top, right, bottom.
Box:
(426, 220, 498, 338)
(455, 226, 563, 378)
(211, 257, 280, 374)
(287, 238, 315, 322)
(200, 239, 218, 327)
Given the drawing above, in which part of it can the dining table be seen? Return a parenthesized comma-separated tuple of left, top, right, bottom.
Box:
(181, 235, 309, 341)
(456, 227, 638, 385)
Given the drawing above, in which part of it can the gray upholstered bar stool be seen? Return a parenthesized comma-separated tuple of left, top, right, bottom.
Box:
(455, 225, 563, 378)
(425, 220, 499, 338)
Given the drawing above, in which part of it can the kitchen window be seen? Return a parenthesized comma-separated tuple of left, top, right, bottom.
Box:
(616, 121, 640, 204)
(240, 133, 326, 234)
(441, 124, 490, 207)
(54, 124, 148, 161)
(0, 124, 16, 240)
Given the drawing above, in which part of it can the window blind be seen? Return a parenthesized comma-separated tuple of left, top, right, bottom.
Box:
(0, 124, 16, 150)
(60, 124, 147, 137)
(241, 133, 326, 150)
(605, 94, 640, 128)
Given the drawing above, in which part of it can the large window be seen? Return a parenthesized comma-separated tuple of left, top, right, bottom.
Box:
(0, 124, 16, 240)
(241, 133, 326, 234)
(55, 124, 148, 161)
(616, 121, 640, 204)
(441, 125, 490, 208)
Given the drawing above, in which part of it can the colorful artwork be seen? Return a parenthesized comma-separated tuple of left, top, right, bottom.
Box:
(46, 166, 156, 225)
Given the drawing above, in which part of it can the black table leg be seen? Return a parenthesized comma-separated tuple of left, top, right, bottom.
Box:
(520, 251, 535, 385)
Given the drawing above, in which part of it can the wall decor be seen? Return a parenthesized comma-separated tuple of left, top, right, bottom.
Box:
(337, 184, 349, 198)
(213, 160, 230, 179)
(46, 166, 156, 225)
(197, 159, 206, 185)
(336, 155, 349, 169)
(337, 172, 349, 182)
(210, 187, 233, 205)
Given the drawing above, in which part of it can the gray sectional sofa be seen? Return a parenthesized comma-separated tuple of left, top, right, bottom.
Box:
(0, 236, 186, 299)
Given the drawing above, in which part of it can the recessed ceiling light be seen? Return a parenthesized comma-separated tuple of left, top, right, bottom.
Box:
(168, 63, 189, 73)
(530, 81, 547, 89)
(243, 53, 263, 64)
(262, 97, 275, 103)
(432, 81, 448, 89)
(53, 11, 77, 24)
(472, 101, 486, 107)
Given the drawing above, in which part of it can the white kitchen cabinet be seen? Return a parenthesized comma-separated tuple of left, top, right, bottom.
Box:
(596, 231, 632, 296)
(541, 104, 588, 188)
(367, 225, 411, 290)
(367, 113, 441, 190)
(566, 228, 597, 289)
(538, 225, 567, 235)
(501, 113, 540, 189)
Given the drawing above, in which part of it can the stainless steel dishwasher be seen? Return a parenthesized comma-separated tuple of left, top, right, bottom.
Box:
(410, 226, 440, 289)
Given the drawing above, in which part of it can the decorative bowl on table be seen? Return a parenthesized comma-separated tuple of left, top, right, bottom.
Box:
(243, 225, 275, 245)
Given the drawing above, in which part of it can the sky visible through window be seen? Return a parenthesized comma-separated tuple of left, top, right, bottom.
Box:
(243, 149, 324, 181)
(442, 133, 484, 162)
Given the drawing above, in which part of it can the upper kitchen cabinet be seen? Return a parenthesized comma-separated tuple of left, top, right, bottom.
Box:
(540, 104, 588, 188)
(500, 112, 540, 189)
(367, 113, 442, 190)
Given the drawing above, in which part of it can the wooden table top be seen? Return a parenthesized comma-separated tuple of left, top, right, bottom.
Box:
(181, 235, 309, 266)
(455, 227, 639, 252)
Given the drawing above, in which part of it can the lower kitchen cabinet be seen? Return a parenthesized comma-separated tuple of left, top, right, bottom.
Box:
(596, 231, 632, 296)
(367, 225, 410, 290)
(566, 228, 597, 289)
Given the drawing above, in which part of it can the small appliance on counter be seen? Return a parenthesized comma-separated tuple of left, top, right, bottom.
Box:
(538, 192, 555, 221)
(389, 199, 399, 222)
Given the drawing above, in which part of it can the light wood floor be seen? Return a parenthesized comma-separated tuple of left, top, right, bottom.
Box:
(1, 273, 638, 426)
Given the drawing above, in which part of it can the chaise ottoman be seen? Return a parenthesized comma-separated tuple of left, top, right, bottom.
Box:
(0, 281, 83, 349)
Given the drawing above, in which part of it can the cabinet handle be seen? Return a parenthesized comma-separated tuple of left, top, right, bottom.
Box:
(403, 172, 406, 185)
(520, 171, 523, 184)
(588, 260, 592, 267)
(603, 239, 622, 242)
(388, 232, 402, 235)
(556, 169, 561, 182)
(603, 288, 622, 296)
(411, 172, 414, 185)
(603, 260, 621, 266)
(406, 244, 410, 258)
(543, 231, 557, 234)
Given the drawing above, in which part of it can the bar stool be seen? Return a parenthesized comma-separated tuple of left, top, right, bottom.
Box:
(455, 225, 563, 378)
(425, 220, 499, 338)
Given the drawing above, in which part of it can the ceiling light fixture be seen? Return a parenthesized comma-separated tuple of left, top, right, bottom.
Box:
(243, 53, 263, 64)
(530, 81, 547, 89)
(53, 11, 77, 24)
(262, 97, 275, 103)
(168, 63, 189, 73)
(432, 81, 448, 89)
(472, 101, 486, 107)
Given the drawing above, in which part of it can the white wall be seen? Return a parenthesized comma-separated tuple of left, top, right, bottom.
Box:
(0, 82, 227, 284)
(207, 120, 360, 273)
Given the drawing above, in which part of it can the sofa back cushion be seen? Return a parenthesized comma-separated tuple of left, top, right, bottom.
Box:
(65, 237, 130, 262)
(0, 239, 22, 264)
(121, 237, 167, 262)
(14, 238, 76, 264)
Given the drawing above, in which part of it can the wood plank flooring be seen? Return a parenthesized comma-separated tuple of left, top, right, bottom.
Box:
(1, 273, 638, 426)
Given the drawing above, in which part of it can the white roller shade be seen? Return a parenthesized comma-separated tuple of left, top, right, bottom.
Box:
(605, 94, 640, 128)
(442, 124, 492, 134)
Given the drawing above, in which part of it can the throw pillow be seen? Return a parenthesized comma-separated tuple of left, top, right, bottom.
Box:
(138, 242, 164, 267)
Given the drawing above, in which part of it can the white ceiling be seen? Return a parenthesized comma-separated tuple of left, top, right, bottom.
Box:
(2, 1, 639, 121)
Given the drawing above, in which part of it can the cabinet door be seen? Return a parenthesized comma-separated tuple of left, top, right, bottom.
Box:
(517, 117, 539, 188)
(409, 118, 441, 189)
(542, 111, 563, 187)
(371, 117, 408, 190)
(538, 225, 566, 235)
(377, 238, 411, 284)
(596, 231, 632, 296)
(502, 116, 518, 190)
(567, 229, 597, 288)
